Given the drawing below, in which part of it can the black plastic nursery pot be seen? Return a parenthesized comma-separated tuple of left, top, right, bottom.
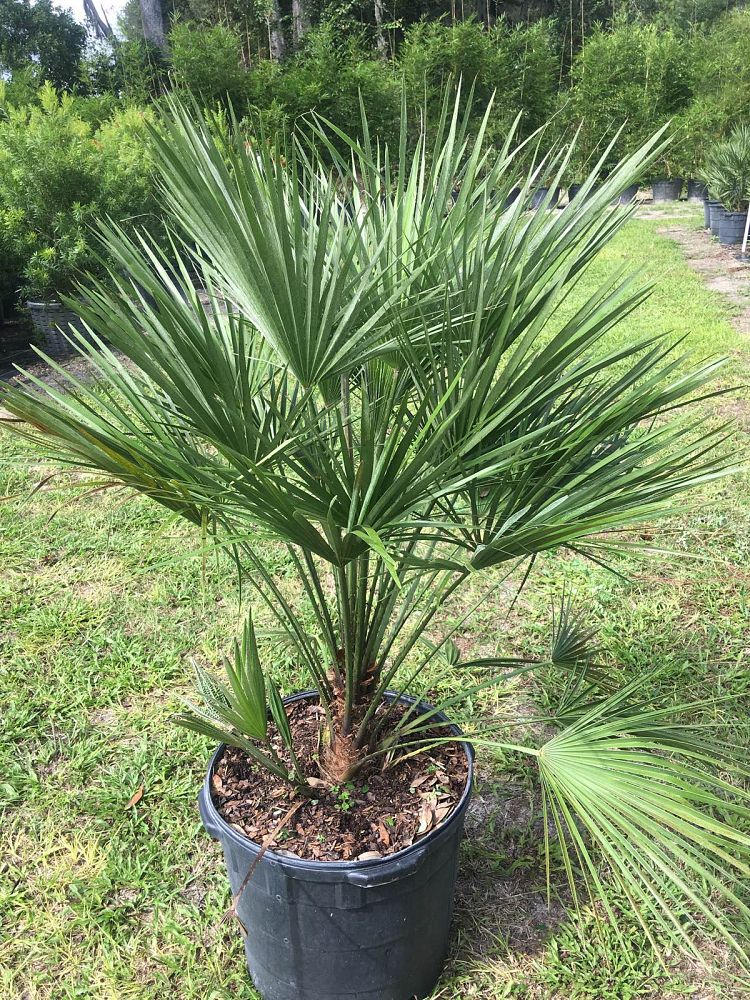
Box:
(503, 186, 521, 208)
(687, 180, 708, 203)
(530, 185, 560, 209)
(567, 183, 582, 201)
(26, 301, 91, 358)
(617, 183, 639, 205)
(709, 201, 725, 236)
(199, 691, 475, 1000)
(718, 210, 748, 246)
(651, 178, 683, 202)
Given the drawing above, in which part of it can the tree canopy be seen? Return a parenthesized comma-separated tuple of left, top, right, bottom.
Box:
(0, 0, 86, 88)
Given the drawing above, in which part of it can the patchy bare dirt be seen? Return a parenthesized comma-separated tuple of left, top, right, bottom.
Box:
(657, 224, 750, 335)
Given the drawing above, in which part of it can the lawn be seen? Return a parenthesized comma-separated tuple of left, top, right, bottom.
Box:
(2, 204, 750, 999)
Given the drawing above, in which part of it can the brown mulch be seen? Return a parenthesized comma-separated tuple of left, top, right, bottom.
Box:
(212, 697, 469, 862)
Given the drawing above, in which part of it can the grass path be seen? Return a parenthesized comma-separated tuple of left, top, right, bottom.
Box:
(2, 205, 750, 999)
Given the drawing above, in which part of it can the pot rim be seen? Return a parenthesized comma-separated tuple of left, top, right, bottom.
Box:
(26, 300, 64, 309)
(199, 688, 475, 873)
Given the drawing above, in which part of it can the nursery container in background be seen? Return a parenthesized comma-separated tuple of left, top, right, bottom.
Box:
(26, 301, 90, 358)
(568, 184, 601, 204)
(504, 186, 521, 208)
(718, 211, 747, 245)
(709, 201, 725, 236)
(530, 186, 560, 209)
(199, 692, 474, 1000)
(618, 183, 639, 205)
(703, 198, 718, 228)
(687, 180, 708, 202)
(652, 178, 683, 201)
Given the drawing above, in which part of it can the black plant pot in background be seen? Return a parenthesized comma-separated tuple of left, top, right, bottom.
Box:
(199, 691, 475, 1000)
(708, 201, 725, 237)
(703, 198, 715, 229)
(26, 301, 92, 359)
(687, 180, 708, 203)
(503, 186, 521, 209)
(652, 178, 683, 202)
(530, 186, 560, 210)
(617, 183, 639, 205)
(718, 210, 748, 246)
(568, 183, 582, 201)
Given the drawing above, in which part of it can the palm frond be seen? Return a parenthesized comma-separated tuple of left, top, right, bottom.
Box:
(537, 685, 750, 963)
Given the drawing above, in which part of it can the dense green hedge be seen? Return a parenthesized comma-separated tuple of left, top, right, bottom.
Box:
(0, 84, 160, 306)
(1, 8, 749, 312)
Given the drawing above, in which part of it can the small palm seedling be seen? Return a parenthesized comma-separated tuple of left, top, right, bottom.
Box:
(3, 92, 750, 986)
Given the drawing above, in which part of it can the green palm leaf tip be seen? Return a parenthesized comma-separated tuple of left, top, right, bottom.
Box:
(0, 90, 747, 964)
(537, 683, 750, 966)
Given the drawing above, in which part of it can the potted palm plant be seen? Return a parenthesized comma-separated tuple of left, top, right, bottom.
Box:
(702, 125, 750, 246)
(3, 97, 750, 999)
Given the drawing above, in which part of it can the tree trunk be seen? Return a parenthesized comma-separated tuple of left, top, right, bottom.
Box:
(374, 0, 389, 58)
(83, 0, 113, 40)
(291, 0, 309, 47)
(268, 0, 286, 61)
(139, 0, 167, 50)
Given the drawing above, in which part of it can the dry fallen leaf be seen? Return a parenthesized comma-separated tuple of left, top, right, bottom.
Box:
(377, 821, 391, 847)
(417, 798, 435, 836)
(410, 774, 431, 790)
(358, 851, 382, 861)
(434, 803, 452, 825)
(125, 786, 144, 810)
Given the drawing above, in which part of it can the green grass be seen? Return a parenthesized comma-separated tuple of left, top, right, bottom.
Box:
(2, 204, 750, 998)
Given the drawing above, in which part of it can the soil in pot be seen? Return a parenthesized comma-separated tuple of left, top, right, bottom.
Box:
(212, 696, 469, 861)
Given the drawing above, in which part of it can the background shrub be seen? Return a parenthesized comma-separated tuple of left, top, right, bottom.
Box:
(170, 21, 248, 109)
(400, 18, 558, 147)
(0, 84, 157, 303)
(562, 19, 692, 180)
(263, 23, 400, 151)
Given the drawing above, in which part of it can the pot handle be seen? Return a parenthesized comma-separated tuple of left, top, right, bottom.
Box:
(344, 845, 427, 888)
(198, 786, 223, 841)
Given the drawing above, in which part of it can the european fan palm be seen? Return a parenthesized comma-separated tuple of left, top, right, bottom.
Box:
(702, 123, 750, 212)
(3, 94, 750, 965)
